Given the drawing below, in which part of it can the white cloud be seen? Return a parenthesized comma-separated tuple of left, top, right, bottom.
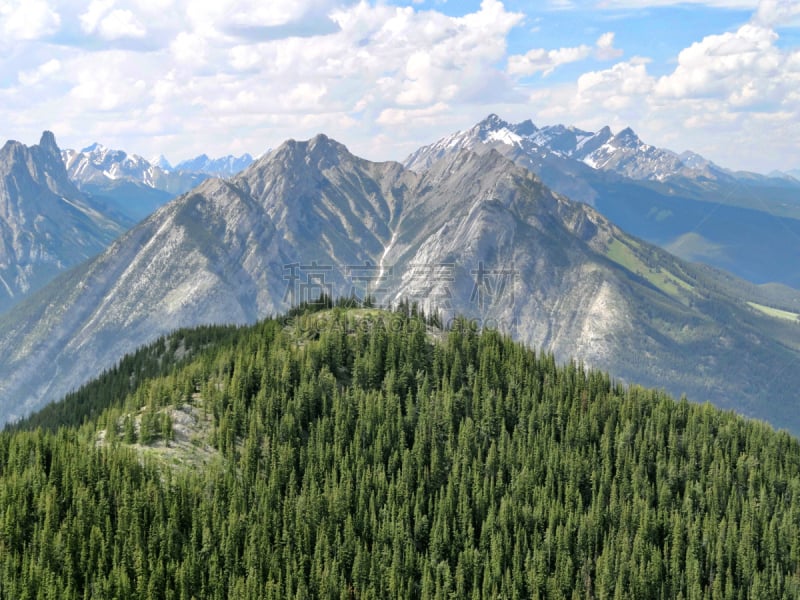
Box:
(507, 31, 623, 77)
(531, 1, 800, 171)
(80, 0, 115, 33)
(654, 24, 789, 108)
(1, 0, 60, 41)
(754, 0, 800, 27)
(97, 9, 147, 39)
(594, 0, 800, 28)
(508, 45, 592, 77)
(18, 59, 61, 86)
(0, 0, 526, 160)
(81, 1, 147, 39)
(576, 57, 654, 112)
(170, 31, 208, 64)
(0, 0, 798, 172)
(377, 101, 452, 126)
(596, 0, 757, 8)
(596, 32, 623, 60)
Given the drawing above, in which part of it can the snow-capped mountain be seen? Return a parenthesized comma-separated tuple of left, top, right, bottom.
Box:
(1, 135, 798, 436)
(62, 143, 209, 221)
(63, 143, 163, 186)
(175, 153, 254, 177)
(0, 132, 130, 311)
(406, 115, 800, 289)
(406, 114, 729, 183)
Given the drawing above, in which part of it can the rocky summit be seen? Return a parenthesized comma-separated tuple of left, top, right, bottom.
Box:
(0, 132, 130, 312)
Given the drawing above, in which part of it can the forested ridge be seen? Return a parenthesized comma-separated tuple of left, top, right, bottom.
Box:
(1, 303, 800, 599)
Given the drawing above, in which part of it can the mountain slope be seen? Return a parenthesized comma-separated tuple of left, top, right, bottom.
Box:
(0, 132, 131, 312)
(63, 143, 209, 221)
(0, 136, 798, 435)
(406, 115, 800, 288)
(3, 307, 800, 598)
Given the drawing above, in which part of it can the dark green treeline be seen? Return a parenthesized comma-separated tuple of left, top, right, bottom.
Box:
(1, 304, 799, 599)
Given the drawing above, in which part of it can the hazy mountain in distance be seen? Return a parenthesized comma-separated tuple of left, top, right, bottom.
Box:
(406, 115, 800, 288)
(0, 132, 131, 312)
(175, 153, 255, 177)
(63, 143, 209, 221)
(150, 154, 172, 171)
(1, 135, 799, 435)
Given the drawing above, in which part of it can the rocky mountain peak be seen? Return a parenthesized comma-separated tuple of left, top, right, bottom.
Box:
(270, 134, 351, 171)
(595, 125, 613, 140)
(38, 130, 60, 157)
(81, 142, 104, 153)
(307, 132, 341, 153)
(476, 113, 512, 135)
(514, 119, 537, 136)
(151, 154, 172, 170)
(612, 127, 641, 147)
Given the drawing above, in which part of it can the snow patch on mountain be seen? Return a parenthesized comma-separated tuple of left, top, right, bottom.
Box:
(406, 114, 734, 183)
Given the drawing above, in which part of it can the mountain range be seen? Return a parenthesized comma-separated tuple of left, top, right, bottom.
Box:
(406, 115, 800, 289)
(62, 143, 210, 221)
(174, 153, 255, 177)
(0, 132, 131, 312)
(1, 133, 799, 436)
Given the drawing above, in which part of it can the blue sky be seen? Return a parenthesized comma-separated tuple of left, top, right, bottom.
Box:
(1, 0, 798, 173)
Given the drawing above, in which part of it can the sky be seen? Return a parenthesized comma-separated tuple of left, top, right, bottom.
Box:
(1, 0, 799, 173)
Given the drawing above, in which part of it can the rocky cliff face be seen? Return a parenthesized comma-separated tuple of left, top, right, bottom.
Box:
(0, 132, 130, 312)
(0, 135, 798, 434)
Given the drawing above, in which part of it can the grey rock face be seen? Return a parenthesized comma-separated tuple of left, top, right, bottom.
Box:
(0, 132, 130, 312)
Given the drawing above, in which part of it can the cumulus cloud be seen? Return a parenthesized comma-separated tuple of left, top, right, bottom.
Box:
(754, 0, 800, 27)
(508, 45, 592, 77)
(18, 59, 62, 86)
(81, 1, 147, 39)
(1, 0, 798, 172)
(595, 32, 623, 60)
(537, 0, 800, 171)
(0, 0, 529, 160)
(97, 9, 147, 39)
(654, 24, 792, 110)
(0, 0, 60, 41)
(508, 32, 623, 77)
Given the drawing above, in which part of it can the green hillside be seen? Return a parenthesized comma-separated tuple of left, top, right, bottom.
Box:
(2, 303, 800, 598)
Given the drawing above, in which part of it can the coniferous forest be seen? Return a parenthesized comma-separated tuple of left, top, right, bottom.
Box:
(1, 303, 800, 599)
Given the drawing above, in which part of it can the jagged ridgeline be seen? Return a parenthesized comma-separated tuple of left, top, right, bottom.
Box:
(2, 305, 799, 598)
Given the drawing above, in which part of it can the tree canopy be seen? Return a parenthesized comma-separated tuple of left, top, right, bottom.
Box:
(2, 305, 799, 598)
